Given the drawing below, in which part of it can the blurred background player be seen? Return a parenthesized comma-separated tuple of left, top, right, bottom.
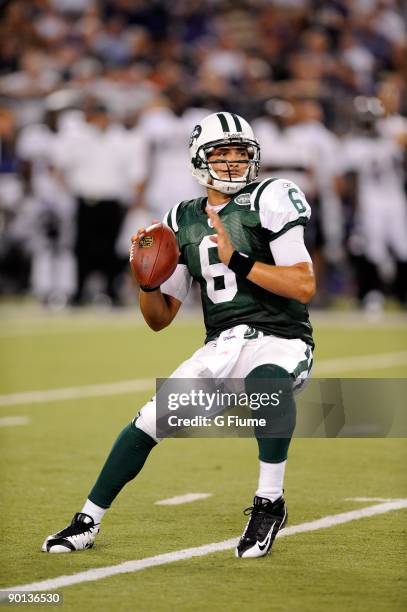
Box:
(284, 98, 344, 305)
(52, 98, 143, 306)
(376, 76, 407, 149)
(253, 100, 323, 295)
(0, 0, 405, 310)
(16, 96, 76, 308)
(0, 105, 30, 295)
(137, 88, 208, 221)
(341, 97, 407, 311)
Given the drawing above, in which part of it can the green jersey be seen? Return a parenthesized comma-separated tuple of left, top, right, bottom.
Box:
(162, 177, 314, 347)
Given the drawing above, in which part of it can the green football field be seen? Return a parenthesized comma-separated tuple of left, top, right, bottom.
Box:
(0, 306, 406, 611)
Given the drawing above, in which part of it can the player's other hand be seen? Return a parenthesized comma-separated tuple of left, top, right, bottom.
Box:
(206, 207, 234, 266)
(130, 219, 159, 247)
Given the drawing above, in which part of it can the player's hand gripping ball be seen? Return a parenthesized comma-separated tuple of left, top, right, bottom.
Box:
(129, 223, 179, 290)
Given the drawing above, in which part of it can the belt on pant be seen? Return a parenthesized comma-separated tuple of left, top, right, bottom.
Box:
(77, 196, 118, 206)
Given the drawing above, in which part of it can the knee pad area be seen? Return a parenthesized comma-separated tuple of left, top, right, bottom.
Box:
(245, 364, 296, 439)
(246, 364, 292, 381)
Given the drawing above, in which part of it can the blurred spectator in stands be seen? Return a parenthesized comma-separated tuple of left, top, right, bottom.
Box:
(200, 31, 246, 83)
(339, 30, 376, 94)
(0, 0, 405, 308)
(91, 15, 133, 65)
(0, 47, 62, 125)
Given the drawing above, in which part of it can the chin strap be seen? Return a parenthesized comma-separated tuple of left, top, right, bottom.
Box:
(207, 166, 249, 195)
(210, 179, 247, 195)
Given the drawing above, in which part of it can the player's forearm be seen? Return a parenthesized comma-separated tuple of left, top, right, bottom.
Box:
(139, 289, 181, 331)
(139, 290, 175, 331)
(247, 262, 316, 304)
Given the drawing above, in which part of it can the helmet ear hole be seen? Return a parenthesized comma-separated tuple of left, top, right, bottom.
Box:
(195, 149, 207, 168)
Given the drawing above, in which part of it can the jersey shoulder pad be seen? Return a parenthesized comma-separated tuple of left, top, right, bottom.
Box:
(251, 178, 311, 237)
(241, 179, 262, 194)
(162, 199, 195, 233)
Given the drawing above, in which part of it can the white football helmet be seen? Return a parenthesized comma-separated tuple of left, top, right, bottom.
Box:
(189, 112, 260, 195)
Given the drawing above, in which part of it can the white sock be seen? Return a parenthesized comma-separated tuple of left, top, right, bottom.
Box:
(255, 459, 286, 502)
(81, 499, 107, 525)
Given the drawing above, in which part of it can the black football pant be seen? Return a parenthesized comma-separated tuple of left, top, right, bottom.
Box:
(72, 197, 125, 305)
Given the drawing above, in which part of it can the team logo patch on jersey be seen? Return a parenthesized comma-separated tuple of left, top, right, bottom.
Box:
(139, 236, 154, 248)
(235, 193, 251, 206)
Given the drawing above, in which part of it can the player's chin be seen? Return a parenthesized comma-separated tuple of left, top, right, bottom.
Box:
(218, 175, 244, 182)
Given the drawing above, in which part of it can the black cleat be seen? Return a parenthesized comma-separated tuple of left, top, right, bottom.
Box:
(236, 496, 287, 558)
(42, 512, 100, 553)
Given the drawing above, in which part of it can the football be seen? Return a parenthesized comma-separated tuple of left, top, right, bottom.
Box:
(129, 223, 179, 290)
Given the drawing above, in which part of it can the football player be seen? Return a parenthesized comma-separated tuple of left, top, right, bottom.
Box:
(16, 104, 76, 307)
(341, 99, 407, 309)
(136, 95, 207, 220)
(42, 112, 316, 559)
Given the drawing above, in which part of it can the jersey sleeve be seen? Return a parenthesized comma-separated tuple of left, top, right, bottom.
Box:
(162, 201, 183, 234)
(160, 264, 192, 302)
(254, 178, 311, 240)
(269, 225, 312, 265)
(161, 202, 192, 302)
(162, 200, 188, 262)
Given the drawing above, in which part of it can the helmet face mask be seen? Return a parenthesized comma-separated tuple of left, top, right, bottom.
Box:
(190, 113, 260, 195)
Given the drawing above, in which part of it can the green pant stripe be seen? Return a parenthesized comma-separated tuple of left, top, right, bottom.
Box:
(292, 346, 312, 379)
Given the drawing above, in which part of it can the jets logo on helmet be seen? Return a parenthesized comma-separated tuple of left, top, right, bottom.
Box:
(189, 124, 202, 147)
(189, 112, 261, 195)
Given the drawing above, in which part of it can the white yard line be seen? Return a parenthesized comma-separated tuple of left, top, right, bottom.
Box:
(0, 416, 29, 427)
(0, 351, 406, 409)
(0, 312, 202, 338)
(0, 380, 154, 407)
(345, 497, 406, 503)
(155, 493, 212, 506)
(313, 351, 407, 375)
(0, 309, 405, 336)
(1, 499, 406, 595)
(309, 312, 407, 328)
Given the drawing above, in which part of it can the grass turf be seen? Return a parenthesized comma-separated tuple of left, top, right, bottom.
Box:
(0, 309, 406, 611)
